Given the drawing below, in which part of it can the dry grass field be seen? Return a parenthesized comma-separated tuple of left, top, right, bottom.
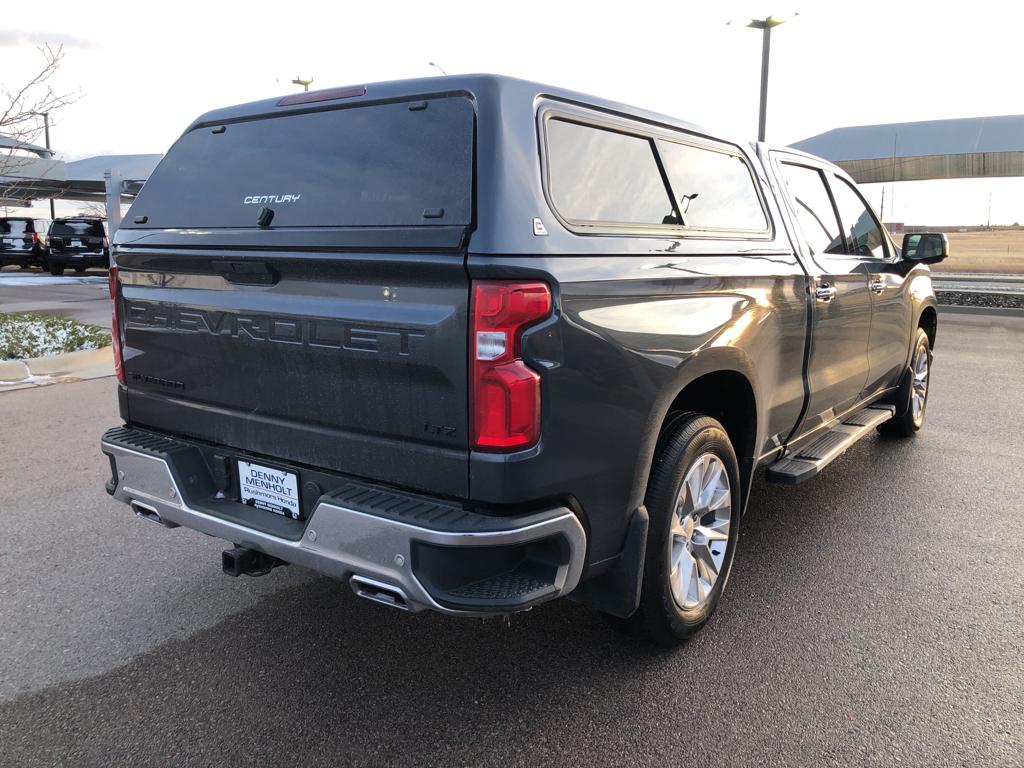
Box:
(932, 230, 1024, 274)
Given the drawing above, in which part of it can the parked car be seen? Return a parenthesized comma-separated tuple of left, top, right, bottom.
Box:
(46, 217, 109, 275)
(100, 76, 945, 645)
(0, 216, 50, 269)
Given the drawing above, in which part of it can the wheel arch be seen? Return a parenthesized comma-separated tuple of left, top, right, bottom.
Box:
(628, 351, 761, 519)
(918, 303, 938, 350)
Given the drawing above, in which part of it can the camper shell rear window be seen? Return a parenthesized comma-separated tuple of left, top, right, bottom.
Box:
(125, 96, 474, 230)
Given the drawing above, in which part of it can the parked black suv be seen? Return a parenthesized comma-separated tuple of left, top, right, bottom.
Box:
(46, 217, 108, 275)
(0, 216, 50, 269)
(100, 76, 944, 644)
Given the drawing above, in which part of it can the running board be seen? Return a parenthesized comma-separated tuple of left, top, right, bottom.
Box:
(766, 405, 896, 485)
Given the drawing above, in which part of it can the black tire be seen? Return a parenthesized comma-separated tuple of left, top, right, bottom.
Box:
(878, 327, 931, 438)
(49, 263, 65, 276)
(619, 412, 742, 646)
(74, 266, 86, 273)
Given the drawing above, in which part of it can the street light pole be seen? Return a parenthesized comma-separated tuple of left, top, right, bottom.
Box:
(757, 22, 772, 143)
(291, 76, 313, 92)
(730, 14, 797, 143)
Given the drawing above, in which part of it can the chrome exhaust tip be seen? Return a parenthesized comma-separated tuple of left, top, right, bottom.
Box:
(130, 500, 179, 528)
(350, 575, 410, 611)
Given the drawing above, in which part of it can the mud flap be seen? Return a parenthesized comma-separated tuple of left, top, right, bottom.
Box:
(568, 505, 649, 619)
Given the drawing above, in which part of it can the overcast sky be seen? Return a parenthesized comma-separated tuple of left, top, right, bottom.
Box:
(4, 0, 1023, 224)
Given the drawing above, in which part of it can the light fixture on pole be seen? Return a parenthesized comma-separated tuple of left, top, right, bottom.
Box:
(428, 62, 448, 76)
(729, 14, 798, 142)
(291, 76, 314, 92)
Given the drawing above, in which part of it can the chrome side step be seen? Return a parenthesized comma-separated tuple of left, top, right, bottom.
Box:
(766, 405, 895, 485)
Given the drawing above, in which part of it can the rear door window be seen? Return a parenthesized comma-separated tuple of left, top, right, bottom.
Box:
(126, 96, 474, 229)
(656, 140, 768, 231)
(545, 119, 677, 226)
(778, 163, 845, 257)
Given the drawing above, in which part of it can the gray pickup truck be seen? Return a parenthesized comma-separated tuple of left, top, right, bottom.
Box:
(100, 75, 945, 645)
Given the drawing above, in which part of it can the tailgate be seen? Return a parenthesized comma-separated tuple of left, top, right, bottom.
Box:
(118, 254, 469, 497)
(115, 92, 475, 498)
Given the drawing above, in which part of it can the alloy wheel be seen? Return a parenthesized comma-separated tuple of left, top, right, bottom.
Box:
(668, 453, 732, 610)
(911, 344, 929, 426)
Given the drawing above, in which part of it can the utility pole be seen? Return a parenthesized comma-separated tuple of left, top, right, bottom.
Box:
(42, 112, 54, 220)
(987, 192, 992, 228)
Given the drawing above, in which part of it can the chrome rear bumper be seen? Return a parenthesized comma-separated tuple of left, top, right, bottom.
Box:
(101, 429, 586, 616)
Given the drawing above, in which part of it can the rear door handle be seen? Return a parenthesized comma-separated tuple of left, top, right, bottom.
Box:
(814, 285, 837, 301)
(870, 279, 885, 294)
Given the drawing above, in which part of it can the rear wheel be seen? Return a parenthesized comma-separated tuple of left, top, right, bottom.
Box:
(49, 263, 65, 276)
(878, 328, 931, 438)
(620, 413, 741, 646)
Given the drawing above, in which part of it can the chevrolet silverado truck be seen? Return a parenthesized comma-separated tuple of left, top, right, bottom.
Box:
(100, 75, 946, 645)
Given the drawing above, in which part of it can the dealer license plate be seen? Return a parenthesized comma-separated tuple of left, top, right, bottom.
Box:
(238, 460, 301, 520)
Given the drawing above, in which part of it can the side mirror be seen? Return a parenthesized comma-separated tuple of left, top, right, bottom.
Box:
(902, 232, 949, 264)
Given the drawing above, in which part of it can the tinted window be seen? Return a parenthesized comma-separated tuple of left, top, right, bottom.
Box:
(51, 220, 105, 237)
(657, 140, 767, 231)
(1, 219, 31, 236)
(779, 164, 845, 257)
(126, 97, 473, 229)
(547, 120, 676, 225)
(829, 176, 887, 259)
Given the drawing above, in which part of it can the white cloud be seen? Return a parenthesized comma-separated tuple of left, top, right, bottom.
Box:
(0, 29, 97, 49)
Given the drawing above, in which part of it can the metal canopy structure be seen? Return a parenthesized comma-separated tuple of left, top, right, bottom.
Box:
(0, 134, 64, 207)
(790, 115, 1024, 183)
(0, 145, 161, 205)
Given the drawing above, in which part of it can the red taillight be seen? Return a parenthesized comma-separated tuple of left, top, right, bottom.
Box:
(31, 232, 40, 244)
(470, 281, 552, 451)
(109, 267, 125, 384)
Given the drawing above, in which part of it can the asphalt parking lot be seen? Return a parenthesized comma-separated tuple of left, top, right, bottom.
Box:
(0, 268, 111, 328)
(0, 311, 1021, 767)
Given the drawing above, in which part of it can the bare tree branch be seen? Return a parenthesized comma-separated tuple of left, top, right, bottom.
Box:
(1, 44, 82, 213)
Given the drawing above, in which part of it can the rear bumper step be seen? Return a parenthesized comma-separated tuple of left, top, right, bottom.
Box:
(766, 404, 895, 484)
(100, 426, 586, 616)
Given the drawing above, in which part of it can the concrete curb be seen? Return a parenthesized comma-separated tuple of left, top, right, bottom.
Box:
(0, 359, 30, 381)
(26, 346, 113, 376)
(0, 345, 114, 391)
